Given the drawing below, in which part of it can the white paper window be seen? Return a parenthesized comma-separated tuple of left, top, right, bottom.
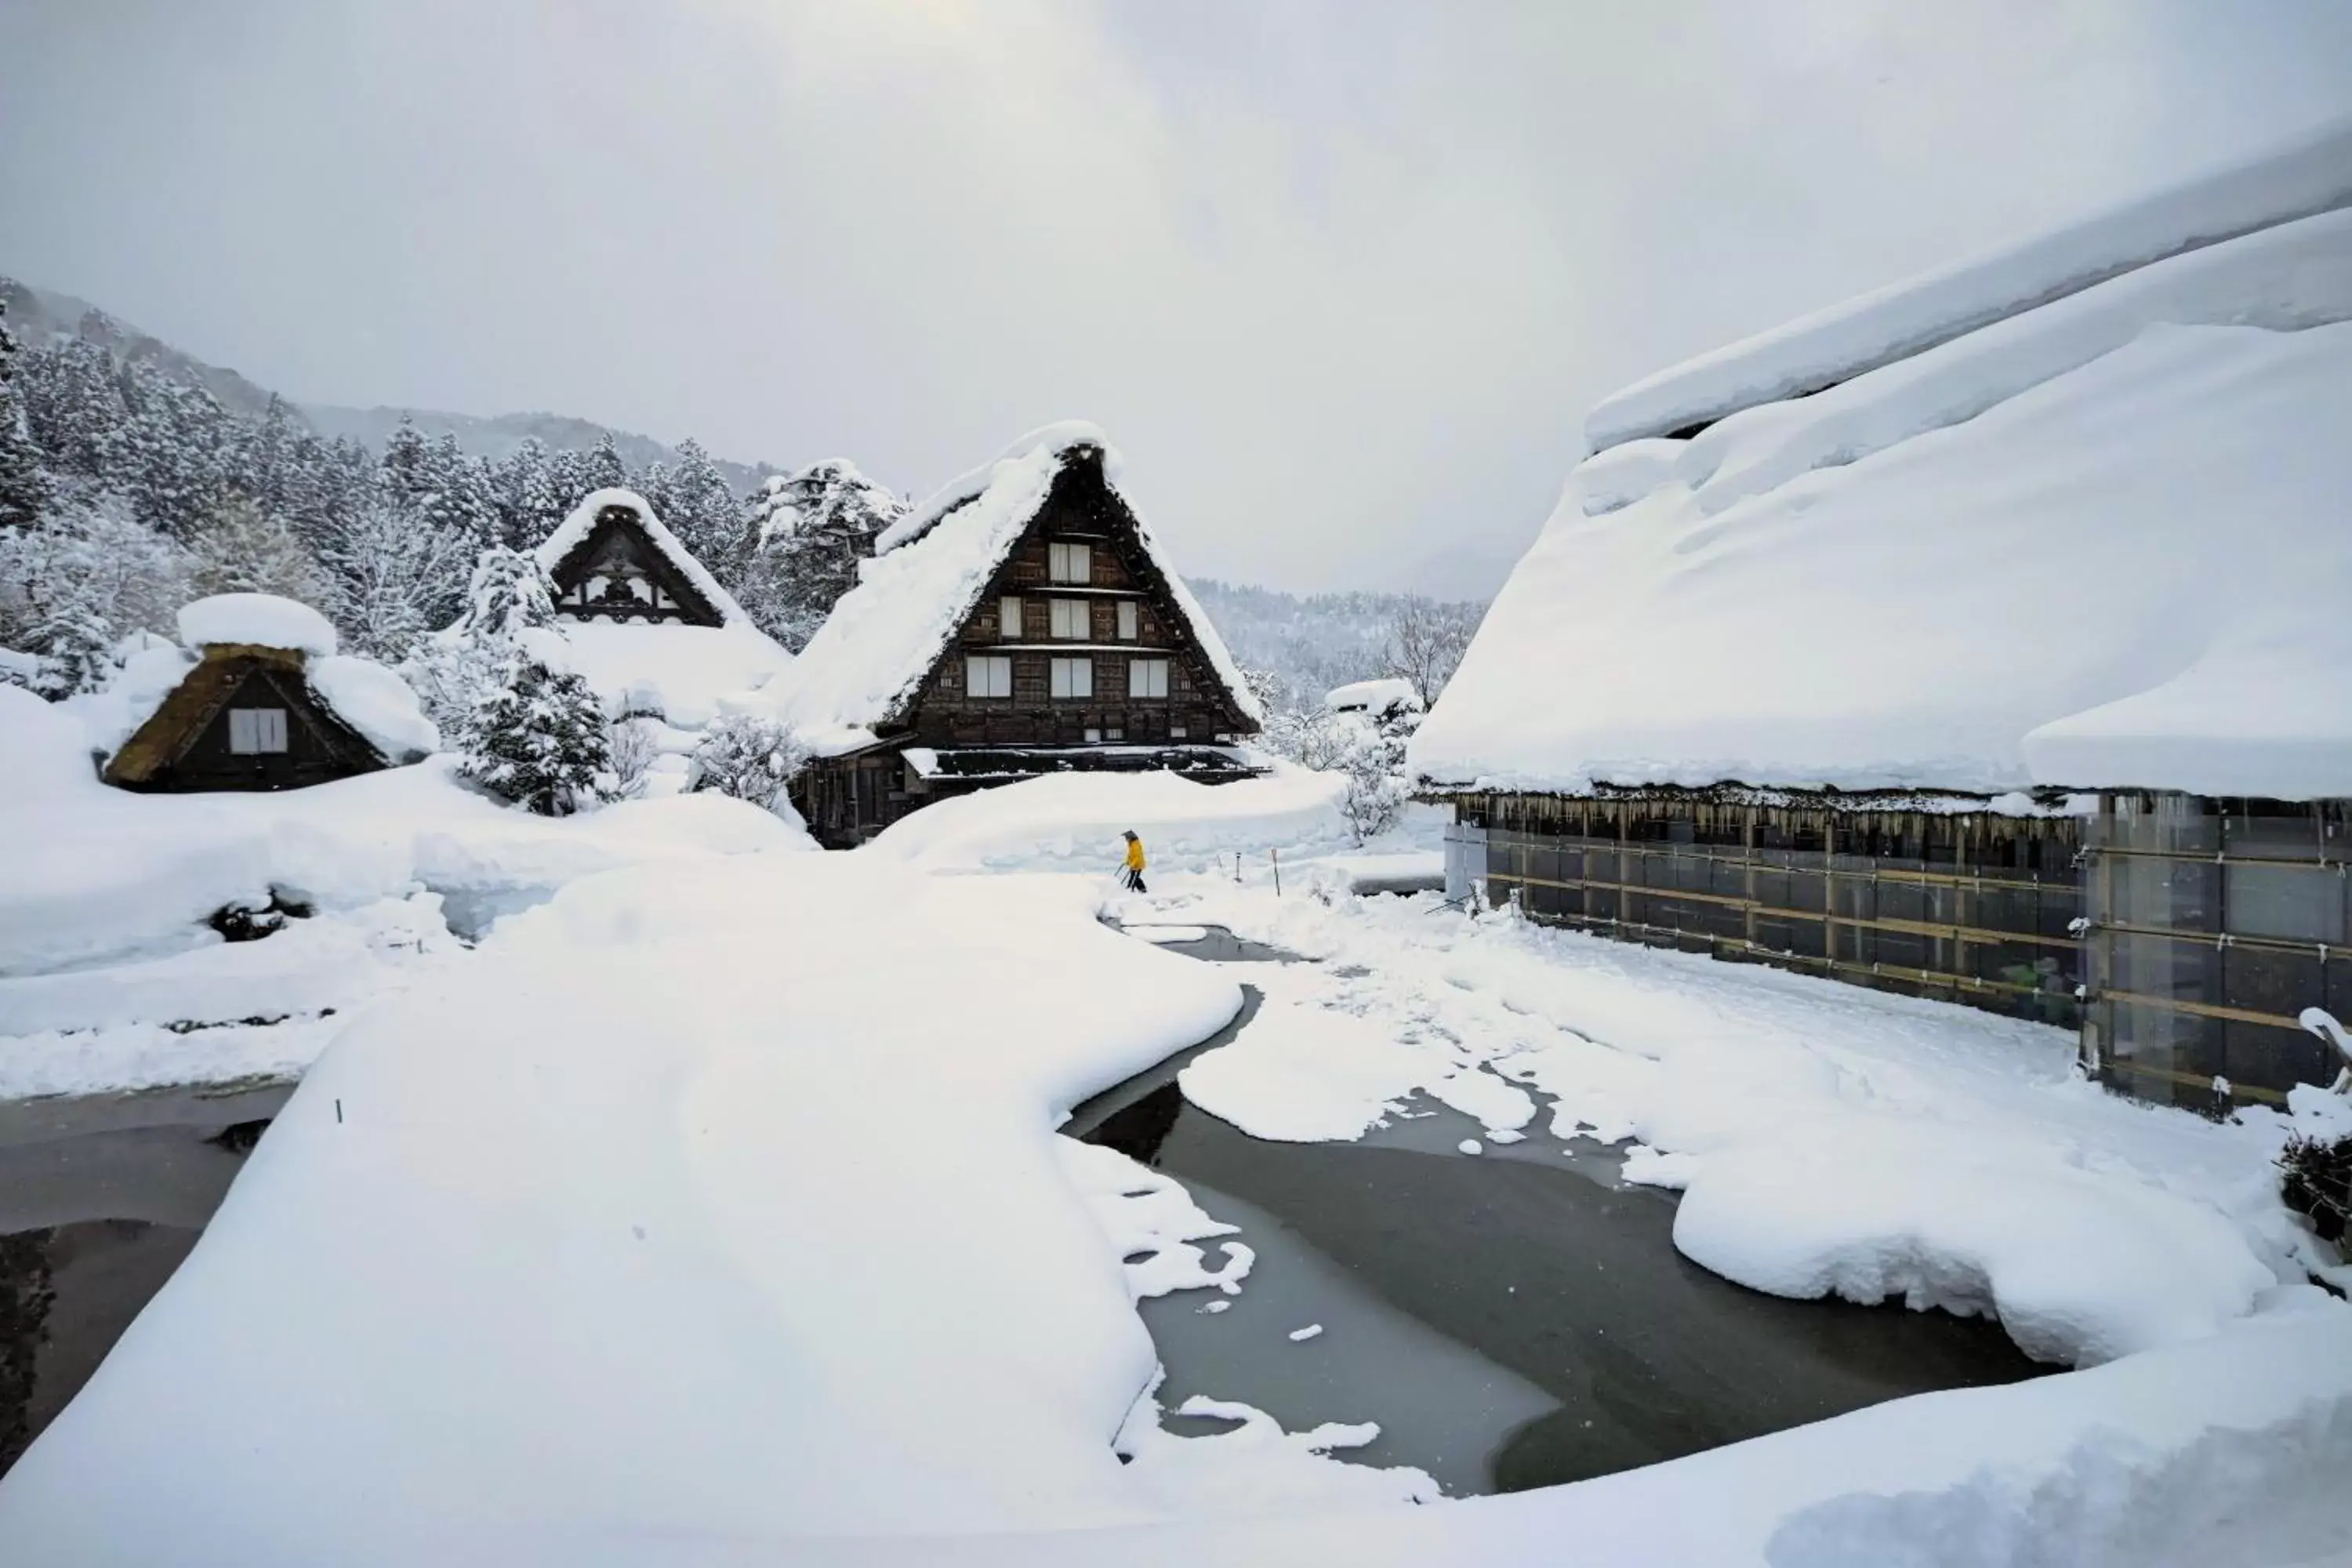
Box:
(1049, 599, 1089, 640)
(1116, 601, 1138, 640)
(965, 655, 1013, 699)
(998, 596, 1022, 639)
(1051, 657, 1093, 699)
(227, 706, 289, 755)
(1127, 658, 1169, 699)
(1171, 725, 1187, 739)
(1049, 541, 1091, 584)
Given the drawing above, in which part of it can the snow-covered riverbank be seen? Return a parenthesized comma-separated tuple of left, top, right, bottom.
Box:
(1, 763, 2347, 1565)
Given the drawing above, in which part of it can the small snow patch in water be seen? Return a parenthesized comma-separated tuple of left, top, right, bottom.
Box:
(1288, 1323, 1324, 1342)
(1458, 1139, 1483, 1156)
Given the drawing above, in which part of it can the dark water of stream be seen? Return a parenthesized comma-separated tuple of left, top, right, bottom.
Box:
(1074, 924, 2047, 1497)
(0, 1083, 288, 1478)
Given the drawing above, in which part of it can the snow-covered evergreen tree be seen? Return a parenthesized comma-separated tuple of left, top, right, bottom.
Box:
(492, 437, 562, 549)
(658, 438, 739, 571)
(460, 654, 612, 816)
(738, 459, 904, 649)
(113, 360, 228, 536)
(0, 301, 56, 529)
(17, 338, 124, 481)
(405, 544, 564, 742)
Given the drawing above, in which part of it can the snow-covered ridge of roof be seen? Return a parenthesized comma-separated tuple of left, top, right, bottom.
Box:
(535, 488, 751, 628)
(1585, 115, 2352, 451)
(769, 426, 1258, 746)
(176, 593, 338, 657)
(1414, 310, 2352, 801)
(875, 422, 1115, 557)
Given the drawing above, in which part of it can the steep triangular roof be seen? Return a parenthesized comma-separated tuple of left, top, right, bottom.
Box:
(768, 423, 1261, 747)
(536, 488, 747, 628)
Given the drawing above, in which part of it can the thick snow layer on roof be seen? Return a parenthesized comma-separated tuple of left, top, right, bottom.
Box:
(176, 593, 339, 656)
(1587, 115, 2352, 449)
(1415, 310, 2352, 798)
(771, 426, 1258, 738)
(1323, 677, 1420, 716)
(557, 620, 790, 729)
(307, 655, 439, 762)
(535, 488, 751, 628)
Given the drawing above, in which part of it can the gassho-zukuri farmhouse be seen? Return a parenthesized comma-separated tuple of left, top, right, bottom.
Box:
(1413, 119, 2352, 1112)
(766, 423, 1265, 848)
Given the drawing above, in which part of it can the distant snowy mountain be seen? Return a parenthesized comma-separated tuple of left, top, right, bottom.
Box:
(0, 274, 779, 494)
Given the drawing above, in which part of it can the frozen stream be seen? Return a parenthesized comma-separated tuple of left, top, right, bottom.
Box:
(1072, 924, 2047, 1497)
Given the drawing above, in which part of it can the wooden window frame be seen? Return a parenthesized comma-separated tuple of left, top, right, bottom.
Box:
(1050, 656, 1094, 699)
(1127, 658, 1170, 699)
(1049, 598, 1090, 640)
(228, 706, 289, 755)
(965, 655, 1013, 699)
(1048, 541, 1091, 584)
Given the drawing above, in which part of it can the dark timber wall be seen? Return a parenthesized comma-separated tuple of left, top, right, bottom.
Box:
(1455, 791, 2085, 1029)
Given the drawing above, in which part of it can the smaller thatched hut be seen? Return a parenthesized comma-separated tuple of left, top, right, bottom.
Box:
(100, 594, 437, 793)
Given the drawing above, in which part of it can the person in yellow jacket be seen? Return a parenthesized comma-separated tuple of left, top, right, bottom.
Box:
(1121, 830, 1148, 894)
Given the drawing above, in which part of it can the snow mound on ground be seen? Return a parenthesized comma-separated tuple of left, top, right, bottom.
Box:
(0, 682, 809, 983)
(536, 487, 751, 627)
(176, 593, 339, 655)
(557, 619, 790, 729)
(1585, 114, 2352, 448)
(0, 858, 1263, 1555)
(862, 766, 1350, 874)
(1671, 1129, 2276, 1366)
(307, 654, 438, 762)
(1416, 316, 2352, 799)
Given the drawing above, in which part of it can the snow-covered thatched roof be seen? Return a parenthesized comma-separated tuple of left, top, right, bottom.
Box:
(1415, 130, 2352, 804)
(535, 488, 750, 629)
(95, 596, 439, 776)
(1585, 116, 2352, 451)
(768, 423, 1260, 751)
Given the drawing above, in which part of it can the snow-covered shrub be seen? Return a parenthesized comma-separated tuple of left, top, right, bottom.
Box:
(605, 717, 661, 802)
(1258, 695, 1417, 844)
(688, 711, 808, 815)
(459, 656, 613, 817)
(2279, 1130, 2352, 1244)
(319, 492, 477, 664)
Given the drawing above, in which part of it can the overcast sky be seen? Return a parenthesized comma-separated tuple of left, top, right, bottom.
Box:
(4, 2, 2348, 595)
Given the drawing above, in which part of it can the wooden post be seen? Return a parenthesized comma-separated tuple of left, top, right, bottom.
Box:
(1272, 846, 1282, 896)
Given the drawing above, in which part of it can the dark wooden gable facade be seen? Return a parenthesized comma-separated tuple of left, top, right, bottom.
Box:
(545, 503, 726, 626)
(103, 645, 389, 793)
(795, 446, 1261, 848)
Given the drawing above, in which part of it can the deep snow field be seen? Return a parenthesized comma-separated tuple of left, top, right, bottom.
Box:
(1, 727, 2348, 1565)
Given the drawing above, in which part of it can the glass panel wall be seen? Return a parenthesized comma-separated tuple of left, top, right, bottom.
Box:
(2085, 793, 2347, 1109)
(1455, 791, 2084, 1031)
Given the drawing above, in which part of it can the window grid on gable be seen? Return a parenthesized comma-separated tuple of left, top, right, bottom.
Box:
(965, 655, 1013, 699)
(228, 706, 289, 755)
(1051, 656, 1093, 699)
(1127, 658, 1169, 699)
(1049, 598, 1089, 640)
(1116, 601, 1138, 640)
(999, 596, 1022, 639)
(1048, 541, 1091, 584)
